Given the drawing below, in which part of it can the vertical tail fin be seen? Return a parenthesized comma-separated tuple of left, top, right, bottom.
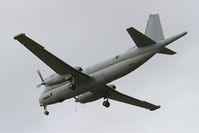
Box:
(145, 14, 165, 41)
(145, 14, 177, 55)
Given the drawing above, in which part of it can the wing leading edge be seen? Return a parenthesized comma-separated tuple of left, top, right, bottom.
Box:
(105, 86, 160, 111)
(14, 33, 91, 82)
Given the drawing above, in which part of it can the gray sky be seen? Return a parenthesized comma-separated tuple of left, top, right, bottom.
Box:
(0, 0, 198, 133)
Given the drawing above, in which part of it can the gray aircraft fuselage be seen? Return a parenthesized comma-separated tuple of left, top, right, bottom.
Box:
(39, 31, 186, 106)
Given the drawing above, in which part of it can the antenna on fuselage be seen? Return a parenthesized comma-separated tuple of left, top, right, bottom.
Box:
(36, 70, 45, 88)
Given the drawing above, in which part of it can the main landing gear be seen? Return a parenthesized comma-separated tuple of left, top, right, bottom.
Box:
(44, 105, 49, 115)
(68, 76, 76, 90)
(103, 98, 110, 108)
(68, 83, 76, 90)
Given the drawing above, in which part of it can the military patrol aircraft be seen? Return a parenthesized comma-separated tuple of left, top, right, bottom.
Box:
(14, 14, 187, 115)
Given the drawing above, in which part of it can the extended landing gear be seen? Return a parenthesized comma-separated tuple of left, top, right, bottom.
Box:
(44, 105, 49, 115)
(44, 110, 49, 115)
(68, 83, 76, 90)
(68, 76, 76, 90)
(103, 98, 110, 108)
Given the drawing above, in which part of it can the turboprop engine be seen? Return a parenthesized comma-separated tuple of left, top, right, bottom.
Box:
(75, 84, 116, 103)
(37, 67, 82, 88)
(75, 91, 103, 103)
(43, 74, 69, 86)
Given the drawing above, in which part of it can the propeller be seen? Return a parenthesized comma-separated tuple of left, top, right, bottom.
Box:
(36, 70, 45, 88)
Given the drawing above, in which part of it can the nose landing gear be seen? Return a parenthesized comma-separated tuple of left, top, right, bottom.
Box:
(44, 111, 49, 115)
(103, 98, 110, 108)
(44, 105, 49, 115)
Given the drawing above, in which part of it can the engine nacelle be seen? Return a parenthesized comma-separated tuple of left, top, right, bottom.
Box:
(75, 91, 102, 103)
(44, 74, 71, 86)
(75, 85, 116, 103)
(43, 66, 82, 86)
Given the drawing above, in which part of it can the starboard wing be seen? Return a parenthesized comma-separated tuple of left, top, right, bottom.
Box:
(105, 85, 160, 111)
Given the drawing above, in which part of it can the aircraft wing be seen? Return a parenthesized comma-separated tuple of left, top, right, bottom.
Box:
(105, 85, 160, 111)
(14, 33, 91, 81)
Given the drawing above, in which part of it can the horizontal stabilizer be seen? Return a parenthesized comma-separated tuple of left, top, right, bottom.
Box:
(158, 47, 176, 55)
(127, 27, 156, 48)
(161, 32, 187, 47)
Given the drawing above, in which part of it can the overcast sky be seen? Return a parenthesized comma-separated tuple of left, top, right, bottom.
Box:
(0, 0, 198, 133)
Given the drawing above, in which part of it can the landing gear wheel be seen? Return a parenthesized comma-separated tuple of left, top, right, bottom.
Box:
(68, 83, 76, 90)
(103, 101, 110, 108)
(43, 105, 49, 115)
(44, 111, 49, 115)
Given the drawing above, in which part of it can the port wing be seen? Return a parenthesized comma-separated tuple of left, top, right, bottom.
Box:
(14, 33, 91, 82)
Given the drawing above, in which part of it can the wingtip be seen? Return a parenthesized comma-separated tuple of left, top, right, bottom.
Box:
(14, 33, 26, 40)
(126, 27, 133, 31)
(157, 105, 161, 109)
(149, 105, 161, 111)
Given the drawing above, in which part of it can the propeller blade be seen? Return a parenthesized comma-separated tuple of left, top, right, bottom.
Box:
(37, 70, 44, 82)
(36, 70, 45, 88)
(36, 83, 44, 88)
